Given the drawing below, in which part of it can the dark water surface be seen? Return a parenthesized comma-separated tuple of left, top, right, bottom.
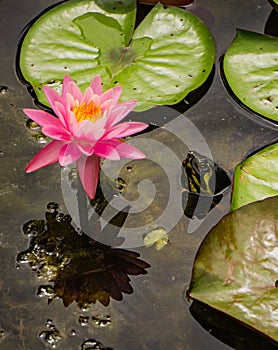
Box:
(0, 0, 277, 349)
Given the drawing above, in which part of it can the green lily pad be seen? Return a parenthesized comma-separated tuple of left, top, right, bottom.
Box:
(223, 29, 278, 122)
(188, 196, 278, 343)
(231, 143, 278, 211)
(19, 0, 215, 111)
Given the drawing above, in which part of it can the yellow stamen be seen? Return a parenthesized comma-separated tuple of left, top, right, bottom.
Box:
(73, 101, 102, 123)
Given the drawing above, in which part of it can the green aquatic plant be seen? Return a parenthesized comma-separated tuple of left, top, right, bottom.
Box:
(231, 143, 278, 211)
(224, 29, 278, 122)
(19, 0, 215, 111)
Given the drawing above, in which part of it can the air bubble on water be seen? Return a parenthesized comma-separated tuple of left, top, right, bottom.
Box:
(92, 314, 111, 328)
(37, 285, 55, 298)
(39, 321, 62, 348)
(79, 302, 91, 311)
(33, 132, 48, 144)
(0, 86, 8, 94)
(47, 202, 59, 213)
(70, 329, 77, 336)
(80, 339, 103, 350)
(26, 118, 40, 130)
(78, 315, 90, 327)
(0, 151, 4, 157)
(0, 329, 6, 340)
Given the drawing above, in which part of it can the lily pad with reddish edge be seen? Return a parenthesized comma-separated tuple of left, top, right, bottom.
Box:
(188, 196, 278, 343)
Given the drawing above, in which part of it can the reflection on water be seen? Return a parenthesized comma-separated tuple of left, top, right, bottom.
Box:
(190, 300, 278, 350)
(17, 203, 150, 309)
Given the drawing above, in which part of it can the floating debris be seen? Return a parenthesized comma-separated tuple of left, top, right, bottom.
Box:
(144, 228, 169, 251)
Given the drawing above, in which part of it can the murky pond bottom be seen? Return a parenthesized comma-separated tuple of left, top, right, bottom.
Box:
(0, 0, 277, 349)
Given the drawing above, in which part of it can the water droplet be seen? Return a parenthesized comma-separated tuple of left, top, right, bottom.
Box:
(92, 314, 111, 328)
(78, 315, 89, 327)
(0, 151, 4, 156)
(70, 329, 77, 336)
(37, 285, 55, 298)
(26, 118, 40, 130)
(126, 166, 132, 172)
(0, 86, 8, 94)
(33, 132, 48, 144)
(47, 202, 59, 213)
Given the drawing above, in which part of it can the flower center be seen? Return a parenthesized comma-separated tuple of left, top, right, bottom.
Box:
(73, 101, 102, 123)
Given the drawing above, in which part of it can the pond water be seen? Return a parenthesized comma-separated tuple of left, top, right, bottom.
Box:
(0, 0, 277, 349)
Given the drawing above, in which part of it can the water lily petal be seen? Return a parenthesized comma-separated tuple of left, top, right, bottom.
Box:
(53, 101, 70, 129)
(74, 120, 105, 142)
(106, 100, 138, 128)
(25, 140, 64, 173)
(100, 98, 114, 111)
(59, 143, 81, 166)
(43, 86, 64, 115)
(62, 75, 83, 101)
(62, 75, 74, 99)
(77, 154, 100, 199)
(112, 141, 146, 159)
(42, 125, 71, 141)
(67, 81, 83, 102)
(104, 122, 148, 139)
(23, 109, 62, 128)
(77, 143, 95, 156)
(100, 86, 122, 106)
(93, 143, 120, 160)
(90, 74, 102, 95)
(82, 86, 94, 104)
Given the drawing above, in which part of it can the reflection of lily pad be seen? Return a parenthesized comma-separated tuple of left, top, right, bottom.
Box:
(17, 204, 150, 308)
(188, 196, 278, 343)
(19, 0, 215, 111)
(231, 143, 278, 211)
(223, 29, 278, 122)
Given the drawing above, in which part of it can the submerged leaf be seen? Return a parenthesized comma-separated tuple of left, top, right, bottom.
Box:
(223, 29, 278, 122)
(231, 143, 278, 211)
(19, 0, 215, 111)
(188, 196, 278, 343)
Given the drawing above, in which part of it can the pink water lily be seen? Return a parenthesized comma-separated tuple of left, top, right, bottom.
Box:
(24, 75, 148, 198)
